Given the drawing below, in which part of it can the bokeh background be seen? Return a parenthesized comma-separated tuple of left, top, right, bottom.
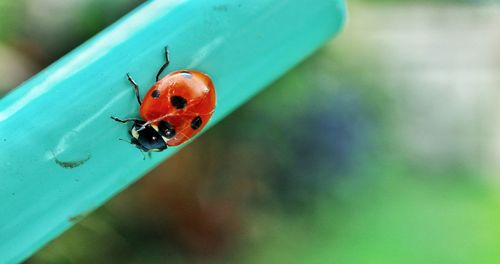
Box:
(2, 0, 500, 263)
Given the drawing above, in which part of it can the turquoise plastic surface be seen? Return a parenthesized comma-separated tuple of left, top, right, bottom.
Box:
(0, 0, 345, 262)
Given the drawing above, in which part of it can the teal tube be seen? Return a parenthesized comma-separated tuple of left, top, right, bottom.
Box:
(0, 0, 345, 262)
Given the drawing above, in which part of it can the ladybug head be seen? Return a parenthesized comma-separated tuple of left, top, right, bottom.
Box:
(129, 120, 176, 152)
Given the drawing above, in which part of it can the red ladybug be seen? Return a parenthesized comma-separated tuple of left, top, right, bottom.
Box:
(111, 47, 216, 152)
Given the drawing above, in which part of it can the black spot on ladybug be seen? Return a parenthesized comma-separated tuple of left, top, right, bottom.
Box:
(191, 116, 203, 130)
(158, 120, 176, 138)
(171, 96, 187, 109)
(180, 71, 192, 79)
(151, 90, 160, 98)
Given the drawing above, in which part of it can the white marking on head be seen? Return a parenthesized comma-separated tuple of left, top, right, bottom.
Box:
(131, 127, 139, 139)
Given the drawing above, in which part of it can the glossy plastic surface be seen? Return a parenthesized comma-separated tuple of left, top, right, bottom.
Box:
(0, 0, 345, 262)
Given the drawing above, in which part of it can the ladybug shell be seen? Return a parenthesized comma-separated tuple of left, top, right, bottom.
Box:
(140, 70, 216, 146)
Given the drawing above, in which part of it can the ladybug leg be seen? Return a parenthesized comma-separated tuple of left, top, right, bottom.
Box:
(155, 46, 170, 81)
(110, 116, 141, 123)
(112, 118, 148, 133)
(126, 73, 142, 105)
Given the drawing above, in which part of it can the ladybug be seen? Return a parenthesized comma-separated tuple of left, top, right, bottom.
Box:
(111, 47, 216, 152)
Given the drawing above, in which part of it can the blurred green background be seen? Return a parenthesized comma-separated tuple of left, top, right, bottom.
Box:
(2, 0, 500, 263)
